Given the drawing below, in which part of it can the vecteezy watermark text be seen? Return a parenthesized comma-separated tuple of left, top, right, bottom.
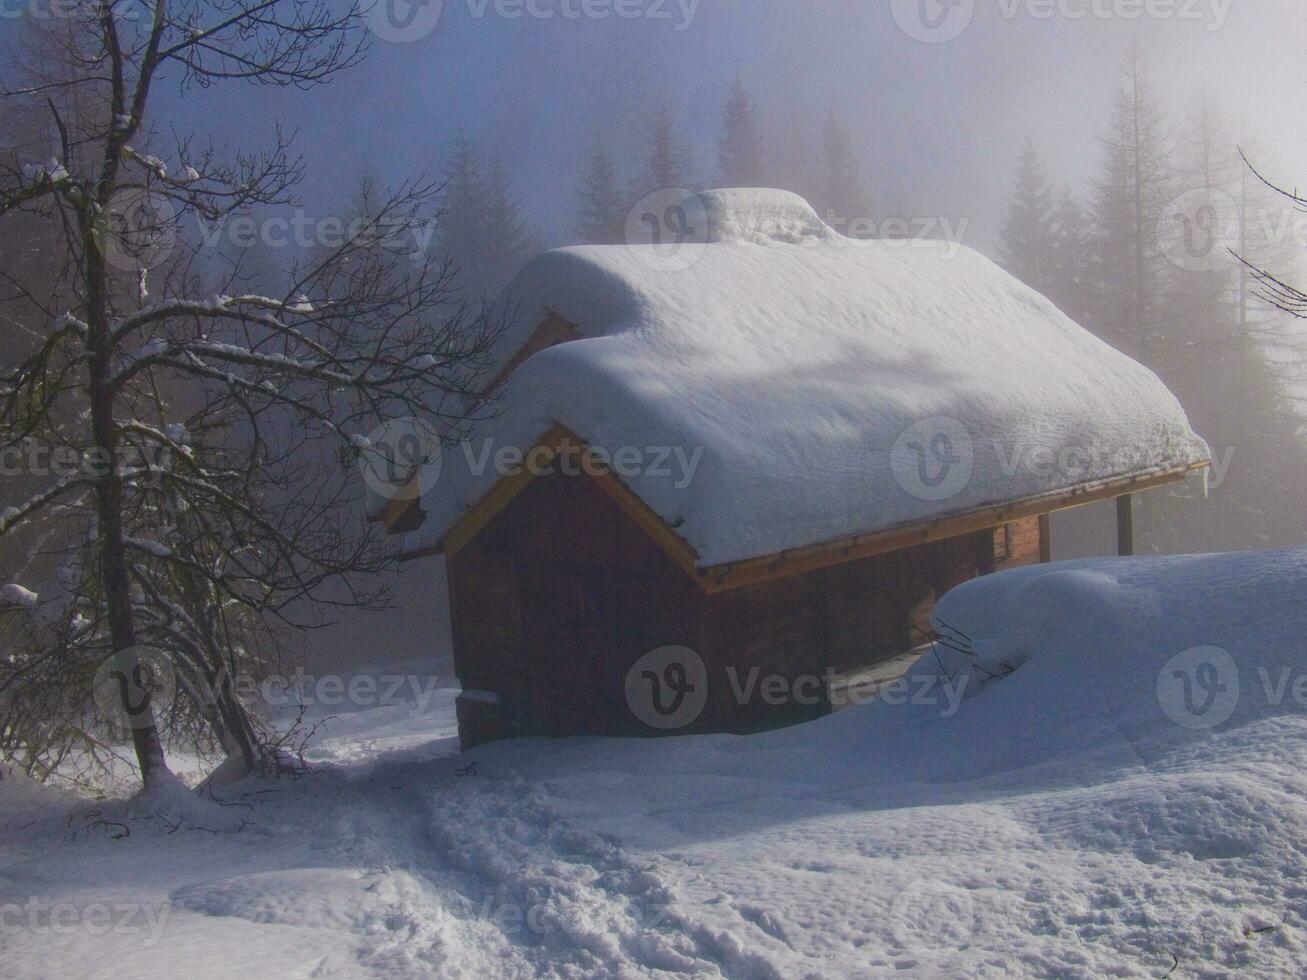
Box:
(623, 188, 973, 274)
(891, 0, 1232, 43)
(461, 437, 704, 489)
(92, 646, 448, 732)
(365, 0, 699, 43)
(623, 645, 968, 732)
(891, 417, 1228, 503)
(0, 438, 171, 481)
(358, 419, 706, 496)
(0, 897, 171, 947)
(194, 211, 438, 257)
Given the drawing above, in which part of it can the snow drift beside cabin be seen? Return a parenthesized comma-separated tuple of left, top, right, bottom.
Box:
(409, 189, 1209, 567)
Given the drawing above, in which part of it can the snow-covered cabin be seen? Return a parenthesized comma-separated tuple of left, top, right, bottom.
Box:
(383, 189, 1210, 749)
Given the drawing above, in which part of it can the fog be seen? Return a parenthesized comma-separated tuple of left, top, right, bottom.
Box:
(7, 7, 1307, 969)
(227, 0, 1298, 670)
(143, 0, 1307, 252)
(3, 2, 1306, 671)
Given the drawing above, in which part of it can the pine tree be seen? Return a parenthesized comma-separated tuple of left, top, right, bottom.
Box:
(576, 138, 627, 244)
(482, 156, 537, 291)
(998, 139, 1057, 296)
(1111, 93, 1307, 554)
(638, 104, 695, 196)
(437, 137, 537, 295)
(817, 113, 872, 236)
(1047, 186, 1094, 323)
(1091, 46, 1174, 370)
(769, 104, 819, 205)
(439, 132, 490, 295)
(1217, 123, 1307, 549)
(1165, 96, 1242, 432)
(717, 78, 765, 187)
(1145, 96, 1244, 553)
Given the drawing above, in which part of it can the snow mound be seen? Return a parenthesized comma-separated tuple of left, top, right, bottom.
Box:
(935, 567, 1128, 678)
(411, 189, 1209, 566)
(97, 771, 255, 835)
(0, 764, 75, 816)
(0, 583, 38, 609)
(918, 549, 1307, 773)
(172, 868, 439, 931)
(695, 187, 831, 244)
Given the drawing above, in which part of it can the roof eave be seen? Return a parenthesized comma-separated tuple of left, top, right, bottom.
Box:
(695, 460, 1210, 592)
(398, 428, 1209, 591)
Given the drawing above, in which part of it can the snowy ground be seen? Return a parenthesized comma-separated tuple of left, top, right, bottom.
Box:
(5, 549, 1307, 978)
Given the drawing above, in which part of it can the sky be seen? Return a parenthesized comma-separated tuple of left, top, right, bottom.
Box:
(135, 0, 1307, 256)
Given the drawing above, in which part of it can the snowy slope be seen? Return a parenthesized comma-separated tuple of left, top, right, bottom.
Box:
(409, 189, 1209, 567)
(5, 549, 1307, 978)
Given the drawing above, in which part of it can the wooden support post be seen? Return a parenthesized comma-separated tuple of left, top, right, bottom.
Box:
(1116, 494, 1135, 557)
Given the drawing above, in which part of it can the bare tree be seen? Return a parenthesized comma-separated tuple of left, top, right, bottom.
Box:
(0, 2, 502, 791)
(1238, 154, 1307, 336)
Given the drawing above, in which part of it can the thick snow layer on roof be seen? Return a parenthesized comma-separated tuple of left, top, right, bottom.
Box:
(698, 186, 832, 244)
(413, 189, 1209, 566)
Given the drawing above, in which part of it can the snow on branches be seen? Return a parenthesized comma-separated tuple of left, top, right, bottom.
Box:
(0, 0, 505, 788)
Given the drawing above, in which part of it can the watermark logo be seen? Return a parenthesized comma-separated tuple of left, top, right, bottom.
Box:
(366, 0, 443, 42)
(730, 668, 968, 716)
(95, 188, 176, 274)
(625, 645, 707, 730)
(258, 670, 446, 716)
(891, 417, 975, 502)
(92, 645, 177, 732)
(92, 651, 448, 727)
(888, 878, 978, 950)
(890, 0, 975, 44)
(1156, 645, 1240, 730)
(357, 417, 443, 499)
(1159, 188, 1240, 274)
(429, 891, 672, 937)
(625, 188, 709, 273)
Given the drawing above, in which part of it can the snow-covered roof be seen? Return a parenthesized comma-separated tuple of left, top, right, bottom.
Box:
(408, 189, 1209, 568)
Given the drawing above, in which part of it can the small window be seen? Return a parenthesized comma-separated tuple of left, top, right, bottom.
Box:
(993, 524, 1012, 563)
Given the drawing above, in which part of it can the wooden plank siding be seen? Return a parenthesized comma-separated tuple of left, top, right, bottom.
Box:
(449, 469, 1049, 748)
(449, 472, 708, 746)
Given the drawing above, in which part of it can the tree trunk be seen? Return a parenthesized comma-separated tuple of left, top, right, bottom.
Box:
(84, 217, 172, 789)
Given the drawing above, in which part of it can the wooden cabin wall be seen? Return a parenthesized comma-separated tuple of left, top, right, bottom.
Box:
(448, 472, 706, 745)
(993, 515, 1047, 571)
(702, 517, 1048, 707)
(814, 554, 904, 674)
(701, 574, 833, 733)
(449, 475, 1048, 747)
